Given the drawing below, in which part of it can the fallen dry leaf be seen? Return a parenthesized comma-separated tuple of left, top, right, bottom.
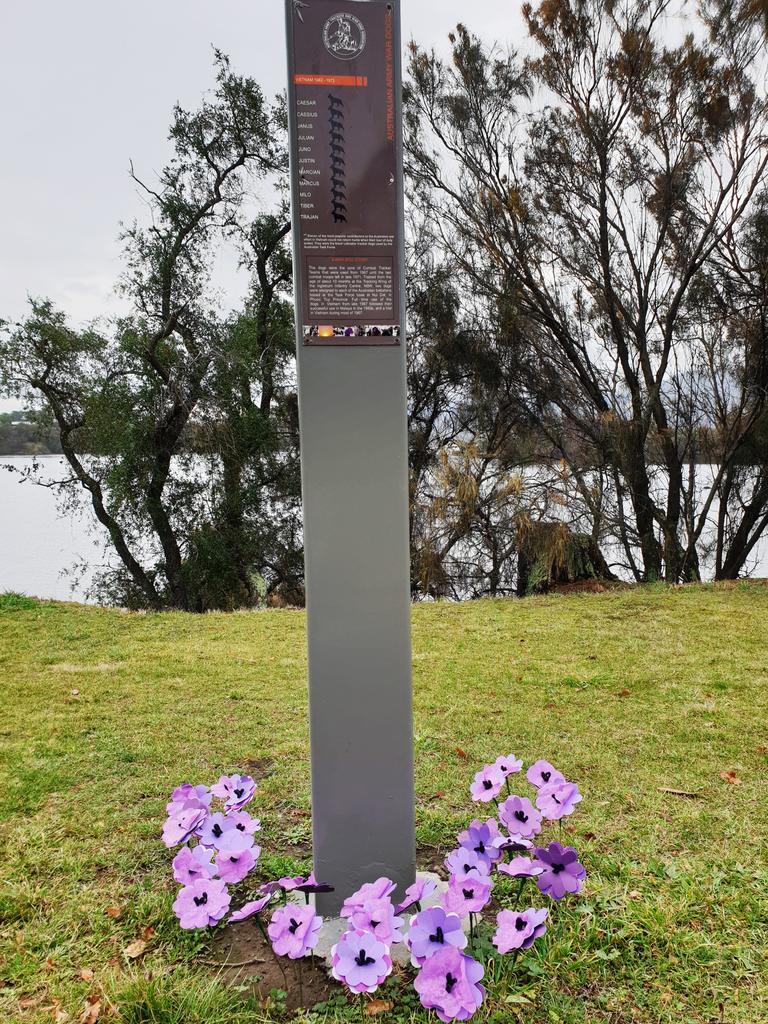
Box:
(720, 770, 742, 786)
(454, 746, 468, 760)
(18, 996, 39, 1010)
(757, 744, 767, 755)
(79, 995, 101, 1024)
(47, 1004, 70, 1024)
(40, 1001, 69, 1023)
(70, 689, 80, 696)
(618, 688, 631, 697)
(78, 968, 94, 982)
(139, 925, 155, 941)
(365, 999, 394, 1015)
(659, 787, 702, 799)
(123, 938, 147, 959)
(104, 907, 122, 920)
(44, 958, 55, 973)
(628, 890, 641, 899)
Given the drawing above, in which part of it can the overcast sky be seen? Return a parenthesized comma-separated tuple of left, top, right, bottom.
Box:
(0, 1, 693, 414)
(0, 1, 527, 328)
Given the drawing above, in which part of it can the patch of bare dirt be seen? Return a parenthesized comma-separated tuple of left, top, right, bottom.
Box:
(210, 917, 336, 1012)
(416, 844, 449, 878)
(243, 757, 274, 782)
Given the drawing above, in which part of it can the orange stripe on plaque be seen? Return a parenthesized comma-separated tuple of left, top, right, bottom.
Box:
(293, 74, 368, 87)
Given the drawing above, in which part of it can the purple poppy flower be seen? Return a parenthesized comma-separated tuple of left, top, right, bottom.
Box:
(227, 810, 261, 835)
(414, 946, 485, 1023)
(457, 819, 502, 866)
(526, 760, 565, 789)
(257, 880, 284, 895)
(340, 877, 396, 918)
(498, 795, 543, 839)
(396, 876, 437, 914)
(215, 844, 257, 884)
(441, 873, 493, 915)
(407, 906, 467, 965)
(349, 897, 404, 945)
(497, 855, 543, 879)
(331, 928, 393, 993)
(166, 783, 212, 815)
(216, 827, 256, 856)
(490, 833, 533, 856)
(210, 773, 256, 811)
(470, 764, 505, 803)
(172, 844, 216, 885)
(162, 806, 207, 849)
(277, 875, 305, 892)
(296, 872, 335, 895)
(445, 848, 491, 879)
(532, 842, 586, 900)
(493, 754, 523, 777)
(493, 907, 548, 953)
(268, 904, 323, 959)
(198, 812, 236, 850)
(229, 893, 274, 922)
(536, 780, 583, 820)
(173, 878, 230, 929)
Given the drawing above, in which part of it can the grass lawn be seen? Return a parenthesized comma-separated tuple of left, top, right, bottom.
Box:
(1, 583, 767, 1023)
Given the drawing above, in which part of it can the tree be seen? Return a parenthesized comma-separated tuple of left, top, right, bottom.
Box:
(0, 55, 301, 610)
(405, 1, 768, 583)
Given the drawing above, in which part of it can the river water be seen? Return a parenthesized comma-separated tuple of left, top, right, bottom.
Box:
(0, 457, 104, 602)
(0, 456, 766, 603)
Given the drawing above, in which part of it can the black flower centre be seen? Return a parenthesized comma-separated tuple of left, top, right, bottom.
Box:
(236, 823, 246, 831)
(212, 823, 223, 837)
(552, 863, 565, 874)
(541, 771, 551, 783)
(230, 856, 238, 863)
(474, 841, 486, 854)
(482, 779, 493, 790)
(288, 917, 300, 934)
(193, 892, 208, 907)
(462, 888, 474, 899)
(370, 920, 379, 928)
(355, 949, 376, 967)
(445, 972, 458, 993)
(515, 916, 527, 931)
(429, 926, 445, 944)
(514, 810, 528, 823)
(234, 788, 244, 798)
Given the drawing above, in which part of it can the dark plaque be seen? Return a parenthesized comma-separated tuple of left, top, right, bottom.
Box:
(287, 0, 401, 345)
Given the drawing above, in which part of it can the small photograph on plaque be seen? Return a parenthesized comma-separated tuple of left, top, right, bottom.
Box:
(303, 324, 401, 343)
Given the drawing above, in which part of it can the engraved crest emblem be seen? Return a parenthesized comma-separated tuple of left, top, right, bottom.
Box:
(322, 13, 366, 60)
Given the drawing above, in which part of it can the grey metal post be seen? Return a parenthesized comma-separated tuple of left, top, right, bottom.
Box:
(284, 0, 415, 915)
